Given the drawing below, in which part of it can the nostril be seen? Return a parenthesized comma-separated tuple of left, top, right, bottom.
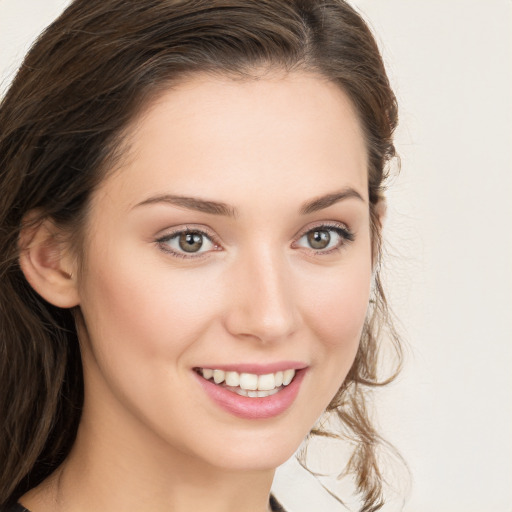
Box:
(222, 258, 299, 342)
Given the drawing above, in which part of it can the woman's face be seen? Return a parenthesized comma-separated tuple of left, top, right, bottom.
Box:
(76, 71, 373, 472)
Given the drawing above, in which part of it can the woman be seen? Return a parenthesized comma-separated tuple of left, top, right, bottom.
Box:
(0, 1, 401, 511)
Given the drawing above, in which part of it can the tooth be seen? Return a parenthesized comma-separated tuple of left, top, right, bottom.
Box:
(257, 373, 276, 391)
(225, 371, 240, 387)
(274, 371, 284, 387)
(213, 369, 225, 384)
(239, 373, 258, 390)
(282, 369, 295, 386)
(247, 390, 258, 397)
(202, 368, 214, 380)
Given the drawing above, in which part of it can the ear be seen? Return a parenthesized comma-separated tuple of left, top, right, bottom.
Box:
(371, 198, 387, 268)
(18, 216, 80, 308)
(374, 198, 387, 229)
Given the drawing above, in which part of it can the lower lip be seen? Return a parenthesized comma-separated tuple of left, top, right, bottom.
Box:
(194, 369, 306, 420)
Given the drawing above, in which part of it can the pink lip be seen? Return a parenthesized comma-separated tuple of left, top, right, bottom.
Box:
(194, 368, 307, 420)
(194, 361, 307, 375)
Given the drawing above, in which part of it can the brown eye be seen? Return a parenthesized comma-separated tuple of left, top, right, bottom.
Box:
(307, 229, 331, 249)
(295, 225, 354, 253)
(158, 229, 216, 257)
(178, 232, 204, 252)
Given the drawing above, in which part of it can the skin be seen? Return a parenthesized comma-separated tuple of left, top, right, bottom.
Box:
(20, 71, 376, 512)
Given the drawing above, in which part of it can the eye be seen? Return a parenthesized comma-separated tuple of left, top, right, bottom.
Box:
(157, 229, 218, 257)
(295, 224, 354, 252)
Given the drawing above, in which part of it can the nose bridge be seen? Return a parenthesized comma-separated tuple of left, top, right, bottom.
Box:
(224, 242, 298, 343)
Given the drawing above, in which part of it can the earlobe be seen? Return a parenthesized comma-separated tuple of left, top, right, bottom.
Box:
(18, 217, 80, 309)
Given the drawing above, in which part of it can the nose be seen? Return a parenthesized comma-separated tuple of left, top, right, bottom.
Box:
(223, 247, 300, 344)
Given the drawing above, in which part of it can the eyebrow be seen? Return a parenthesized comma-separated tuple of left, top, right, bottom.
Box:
(133, 187, 364, 217)
(299, 188, 365, 215)
(133, 194, 238, 217)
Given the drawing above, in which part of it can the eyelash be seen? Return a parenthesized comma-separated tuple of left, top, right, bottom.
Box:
(156, 226, 221, 259)
(294, 222, 355, 255)
(155, 222, 355, 259)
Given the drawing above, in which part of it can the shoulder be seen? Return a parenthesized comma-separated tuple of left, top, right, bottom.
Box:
(270, 494, 287, 512)
(0, 504, 30, 512)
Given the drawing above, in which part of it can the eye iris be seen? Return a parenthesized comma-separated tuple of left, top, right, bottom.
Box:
(179, 232, 203, 252)
(308, 229, 330, 249)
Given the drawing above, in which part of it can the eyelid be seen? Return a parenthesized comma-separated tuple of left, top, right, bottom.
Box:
(156, 224, 218, 240)
(292, 221, 355, 252)
(155, 224, 222, 258)
(154, 221, 354, 259)
(293, 220, 353, 239)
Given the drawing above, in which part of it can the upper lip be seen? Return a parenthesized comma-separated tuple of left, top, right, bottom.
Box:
(193, 361, 308, 375)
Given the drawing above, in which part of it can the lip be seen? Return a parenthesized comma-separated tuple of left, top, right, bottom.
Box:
(193, 361, 307, 375)
(194, 367, 307, 420)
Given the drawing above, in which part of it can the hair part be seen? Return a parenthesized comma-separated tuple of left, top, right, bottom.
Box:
(0, 1, 400, 510)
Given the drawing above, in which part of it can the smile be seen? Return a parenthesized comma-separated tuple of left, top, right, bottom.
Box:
(194, 365, 306, 419)
(197, 368, 296, 398)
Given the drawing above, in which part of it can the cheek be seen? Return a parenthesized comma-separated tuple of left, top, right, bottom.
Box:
(298, 254, 372, 404)
(77, 244, 221, 369)
(302, 261, 371, 349)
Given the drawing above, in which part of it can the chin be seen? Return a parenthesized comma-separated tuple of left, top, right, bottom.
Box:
(194, 424, 309, 473)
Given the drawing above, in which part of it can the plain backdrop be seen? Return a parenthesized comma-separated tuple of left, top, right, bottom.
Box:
(1, 1, 511, 511)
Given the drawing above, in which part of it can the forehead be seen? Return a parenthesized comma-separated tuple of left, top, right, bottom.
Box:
(94, 71, 368, 212)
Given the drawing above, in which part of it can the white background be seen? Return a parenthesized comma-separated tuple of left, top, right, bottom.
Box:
(1, 1, 511, 511)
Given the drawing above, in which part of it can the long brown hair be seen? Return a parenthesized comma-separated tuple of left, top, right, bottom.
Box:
(0, 1, 400, 510)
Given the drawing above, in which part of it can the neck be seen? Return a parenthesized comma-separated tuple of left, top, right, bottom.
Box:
(21, 398, 276, 512)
